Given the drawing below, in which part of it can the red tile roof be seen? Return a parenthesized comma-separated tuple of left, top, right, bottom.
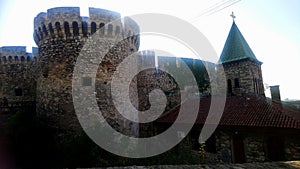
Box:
(156, 95, 300, 129)
(270, 100, 300, 122)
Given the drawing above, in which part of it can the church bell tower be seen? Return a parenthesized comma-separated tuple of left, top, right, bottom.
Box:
(219, 12, 264, 96)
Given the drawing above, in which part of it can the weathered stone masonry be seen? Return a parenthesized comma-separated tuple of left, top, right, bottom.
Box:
(33, 7, 140, 133)
(0, 46, 38, 102)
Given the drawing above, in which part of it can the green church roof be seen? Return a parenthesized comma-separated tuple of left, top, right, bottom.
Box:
(219, 21, 261, 64)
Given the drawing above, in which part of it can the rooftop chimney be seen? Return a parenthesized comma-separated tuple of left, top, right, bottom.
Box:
(270, 85, 281, 103)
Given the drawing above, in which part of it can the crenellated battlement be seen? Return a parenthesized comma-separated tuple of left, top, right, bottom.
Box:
(0, 46, 38, 102)
(0, 46, 38, 64)
(33, 7, 140, 47)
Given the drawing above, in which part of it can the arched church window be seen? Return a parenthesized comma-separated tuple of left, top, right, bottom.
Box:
(234, 78, 240, 88)
(91, 22, 96, 34)
(8, 56, 12, 62)
(227, 79, 232, 94)
(14, 56, 19, 62)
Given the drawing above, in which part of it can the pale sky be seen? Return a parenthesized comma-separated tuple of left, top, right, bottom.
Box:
(0, 0, 299, 100)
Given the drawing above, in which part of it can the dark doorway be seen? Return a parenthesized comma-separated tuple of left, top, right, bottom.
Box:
(266, 137, 285, 161)
(232, 135, 246, 163)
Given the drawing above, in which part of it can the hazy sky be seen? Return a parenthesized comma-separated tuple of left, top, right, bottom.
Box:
(0, 0, 299, 100)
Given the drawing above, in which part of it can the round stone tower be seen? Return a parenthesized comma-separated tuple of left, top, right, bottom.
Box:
(33, 7, 140, 133)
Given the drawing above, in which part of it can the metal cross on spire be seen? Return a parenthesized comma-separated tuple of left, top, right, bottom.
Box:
(230, 11, 236, 21)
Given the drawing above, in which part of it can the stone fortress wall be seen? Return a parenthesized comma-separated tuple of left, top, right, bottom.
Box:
(32, 7, 140, 134)
(1, 5, 260, 138)
(2, 6, 300, 167)
(0, 46, 38, 63)
(0, 46, 38, 102)
(0, 6, 253, 133)
(31, 5, 216, 135)
(137, 51, 217, 110)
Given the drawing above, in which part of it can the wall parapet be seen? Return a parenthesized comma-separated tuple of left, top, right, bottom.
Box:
(0, 46, 38, 64)
(33, 7, 140, 47)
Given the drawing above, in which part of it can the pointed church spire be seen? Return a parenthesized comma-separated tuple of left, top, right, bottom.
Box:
(219, 15, 261, 64)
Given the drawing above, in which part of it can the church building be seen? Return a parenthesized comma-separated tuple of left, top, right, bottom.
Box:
(155, 15, 300, 163)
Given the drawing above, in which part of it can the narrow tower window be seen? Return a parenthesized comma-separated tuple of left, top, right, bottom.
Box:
(38, 27, 43, 39)
(20, 56, 25, 62)
(2, 56, 6, 62)
(82, 21, 88, 37)
(55, 22, 61, 31)
(99, 23, 105, 36)
(72, 22, 79, 36)
(27, 56, 31, 62)
(49, 23, 54, 37)
(55, 22, 62, 37)
(108, 24, 113, 36)
(115, 26, 120, 35)
(64, 22, 71, 37)
(234, 78, 240, 88)
(91, 22, 96, 34)
(42, 24, 48, 36)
